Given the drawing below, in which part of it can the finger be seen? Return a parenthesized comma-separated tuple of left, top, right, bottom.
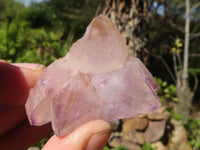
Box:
(0, 59, 7, 63)
(0, 120, 52, 150)
(11, 63, 45, 88)
(0, 105, 26, 136)
(0, 62, 45, 105)
(42, 120, 112, 150)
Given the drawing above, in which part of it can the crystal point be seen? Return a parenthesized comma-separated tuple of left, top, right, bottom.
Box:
(25, 15, 161, 137)
(67, 14, 128, 74)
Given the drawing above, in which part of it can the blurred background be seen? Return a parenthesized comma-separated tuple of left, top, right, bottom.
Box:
(0, 0, 200, 149)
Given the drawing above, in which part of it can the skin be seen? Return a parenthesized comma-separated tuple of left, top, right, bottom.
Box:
(0, 60, 111, 150)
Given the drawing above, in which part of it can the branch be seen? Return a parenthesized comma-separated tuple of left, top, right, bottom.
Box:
(193, 75, 199, 94)
(172, 54, 178, 79)
(190, 32, 200, 39)
(167, 20, 185, 33)
(182, 0, 190, 87)
(177, 53, 183, 68)
(95, 3, 102, 16)
(191, 2, 200, 11)
(144, 49, 176, 83)
(189, 53, 200, 57)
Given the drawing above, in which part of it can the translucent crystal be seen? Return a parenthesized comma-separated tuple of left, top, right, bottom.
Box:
(67, 14, 128, 74)
(25, 15, 161, 137)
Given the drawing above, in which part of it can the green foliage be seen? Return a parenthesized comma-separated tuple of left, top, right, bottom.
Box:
(184, 116, 200, 150)
(0, 0, 103, 67)
(172, 113, 182, 121)
(103, 145, 127, 150)
(0, 19, 30, 62)
(34, 132, 54, 149)
(188, 68, 200, 76)
(0, 0, 77, 66)
(0, 18, 67, 65)
(103, 143, 158, 150)
(170, 38, 183, 54)
(166, 106, 184, 121)
(155, 77, 177, 103)
(140, 142, 157, 150)
(166, 107, 183, 121)
(34, 137, 48, 148)
(23, 2, 61, 28)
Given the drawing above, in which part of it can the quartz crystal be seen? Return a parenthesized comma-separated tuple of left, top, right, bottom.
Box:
(25, 14, 161, 137)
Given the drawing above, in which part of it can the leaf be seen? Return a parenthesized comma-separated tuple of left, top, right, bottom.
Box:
(175, 38, 181, 46)
(188, 68, 200, 76)
(8, 48, 16, 55)
(172, 97, 178, 102)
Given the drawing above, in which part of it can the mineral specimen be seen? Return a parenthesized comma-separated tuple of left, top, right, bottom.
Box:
(25, 14, 161, 137)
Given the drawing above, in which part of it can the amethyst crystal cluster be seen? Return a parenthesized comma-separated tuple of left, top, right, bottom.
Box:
(25, 15, 161, 137)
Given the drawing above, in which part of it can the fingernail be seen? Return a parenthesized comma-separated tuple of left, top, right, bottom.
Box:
(0, 59, 7, 63)
(87, 129, 112, 150)
(11, 63, 45, 71)
(42, 120, 112, 150)
(66, 120, 112, 150)
(12, 63, 45, 89)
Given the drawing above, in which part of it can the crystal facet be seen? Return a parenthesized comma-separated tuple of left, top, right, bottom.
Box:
(25, 14, 161, 137)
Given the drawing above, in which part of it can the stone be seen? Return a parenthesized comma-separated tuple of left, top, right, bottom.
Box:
(167, 119, 192, 150)
(122, 117, 148, 145)
(123, 117, 149, 131)
(109, 137, 122, 148)
(144, 120, 166, 142)
(109, 136, 141, 150)
(25, 14, 161, 137)
(123, 140, 141, 150)
(147, 107, 170, 120)
(122, 129, 145, 145)
(110, 120, 120, 131)
(138, 114, 147, 118)
(151, 142, 166, 150)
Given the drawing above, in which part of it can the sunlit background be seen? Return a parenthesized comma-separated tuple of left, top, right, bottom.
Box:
(0, 0, 200, 150)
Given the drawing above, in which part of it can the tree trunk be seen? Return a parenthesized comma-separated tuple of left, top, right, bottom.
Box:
(175, 0, 193, 121)
(176, 78, 194, 120)
(182, 0, 190, 87)
(101, 0, 149, 62)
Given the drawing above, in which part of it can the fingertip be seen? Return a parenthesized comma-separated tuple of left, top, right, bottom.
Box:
(15, 64, 45, 89)
(41, 135, 65, 150)
(42, 120, 112, 150)
(11, 63, 45, 72)
(0, 59, 7, 63)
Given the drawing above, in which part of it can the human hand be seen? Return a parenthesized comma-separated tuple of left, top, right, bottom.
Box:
(0, 60, 52, 150)
(42, 120, 111, 150)
(0, 60, 111, 150)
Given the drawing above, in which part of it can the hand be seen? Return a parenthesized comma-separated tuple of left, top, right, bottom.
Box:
(0, 60, 111, 150)
(42, 120, 111, 150)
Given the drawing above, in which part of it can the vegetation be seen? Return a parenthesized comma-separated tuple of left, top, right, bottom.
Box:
(140, 142, 157, 150)
(0, 0, 200, 149)
(0, 0, 100, 65)
(184, 116, 200, 149)
(103, 145, 127, 150)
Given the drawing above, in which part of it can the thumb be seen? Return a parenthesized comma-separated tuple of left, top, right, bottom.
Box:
(42, 120, 112, 150)
(0, 61, 45, 105)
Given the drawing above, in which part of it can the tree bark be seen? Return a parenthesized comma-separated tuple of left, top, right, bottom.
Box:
(182, 0, 190, 88)
(175, 0, 193, 121)
(176, 77, 193, 121)
(101, 0, 149, 62)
